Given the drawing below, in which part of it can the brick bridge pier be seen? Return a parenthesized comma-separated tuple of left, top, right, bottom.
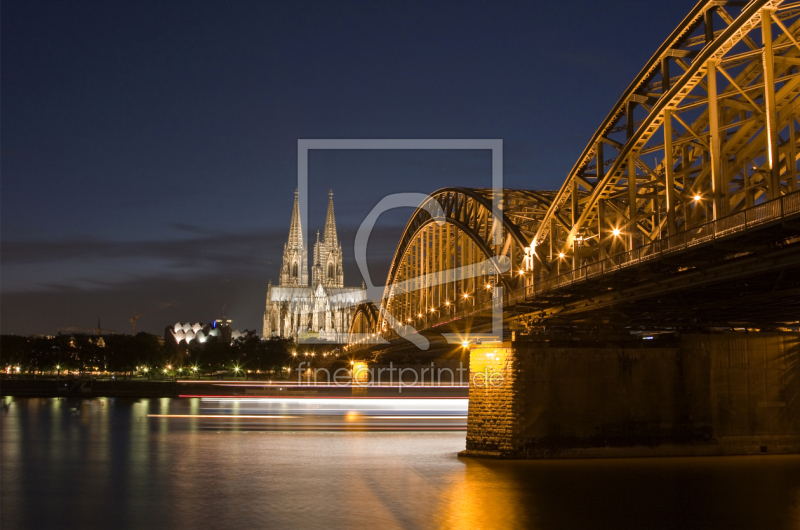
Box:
(461, 332, 800, 459)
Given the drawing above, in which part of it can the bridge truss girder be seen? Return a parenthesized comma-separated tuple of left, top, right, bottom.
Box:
(347, 187, 554, 346)
(347, 0, 800, 348)
(534, 0, 800, 273)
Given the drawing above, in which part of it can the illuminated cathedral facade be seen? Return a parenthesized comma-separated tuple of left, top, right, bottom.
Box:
(262, 190, 365, 342)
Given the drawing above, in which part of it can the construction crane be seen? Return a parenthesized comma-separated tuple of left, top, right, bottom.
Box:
(130, 311, 149, 335)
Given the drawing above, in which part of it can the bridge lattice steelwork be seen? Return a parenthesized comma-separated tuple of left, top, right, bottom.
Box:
(348, 0, 800, 350)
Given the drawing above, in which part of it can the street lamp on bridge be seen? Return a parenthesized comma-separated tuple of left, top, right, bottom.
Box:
(462, 292, 474, 307)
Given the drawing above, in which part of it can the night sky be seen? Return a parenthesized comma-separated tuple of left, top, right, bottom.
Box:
(1, 0, 693, 335)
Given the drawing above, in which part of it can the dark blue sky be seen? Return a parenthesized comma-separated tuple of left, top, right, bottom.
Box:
(1, 0, 694, 335)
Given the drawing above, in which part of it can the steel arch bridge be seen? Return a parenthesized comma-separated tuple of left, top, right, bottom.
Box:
(348, 0, 800, 349)
(349, 187, 556, 342)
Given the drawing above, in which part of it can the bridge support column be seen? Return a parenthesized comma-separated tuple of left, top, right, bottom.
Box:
(462, 343, 521, 457)
(461, 332, 800, 459)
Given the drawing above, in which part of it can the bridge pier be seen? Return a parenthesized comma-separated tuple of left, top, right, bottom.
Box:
(461, 332, 800, 459)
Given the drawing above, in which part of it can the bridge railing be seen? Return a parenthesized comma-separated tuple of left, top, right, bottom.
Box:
(520, 189, 800, 300)
(365, 190, 800, 347)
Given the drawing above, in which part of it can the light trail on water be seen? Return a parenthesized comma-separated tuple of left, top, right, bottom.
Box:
(148, 396, 468, 431)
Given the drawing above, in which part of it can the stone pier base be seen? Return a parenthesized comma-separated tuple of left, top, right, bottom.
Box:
(460, 332, 800, 459)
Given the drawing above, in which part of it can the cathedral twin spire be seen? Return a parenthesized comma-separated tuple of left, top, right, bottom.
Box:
(280, 189, 309, 286)
(288, 188, 304, 250)
(313, 190, 343, 287)
(280, 189, 342, 288)
(323, 189, 338, 246)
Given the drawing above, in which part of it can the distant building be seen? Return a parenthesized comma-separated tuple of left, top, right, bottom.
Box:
(263, 190, 366, 342)
(165, 319, 254, 347)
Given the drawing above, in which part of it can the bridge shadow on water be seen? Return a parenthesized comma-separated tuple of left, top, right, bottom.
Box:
(449, 454, 800, 530)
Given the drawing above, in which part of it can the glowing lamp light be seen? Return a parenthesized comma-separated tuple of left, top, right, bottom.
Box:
(462, 341, 469, 348)
(463, 293, 469, 299)
(445, 301, 450, 306)
(558, 252, 565, 258)
(519, 269, 525, 275)
(418, 313, 423, 318)
(486, 284, 492, 289)
(694, 194, 702, 201)
(292, 351, 297, 356)
(612, 228, 621, 237)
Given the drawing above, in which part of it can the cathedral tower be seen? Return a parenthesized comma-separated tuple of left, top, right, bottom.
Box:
(279, 189, 309, 286)
(312, 190, 344, 287)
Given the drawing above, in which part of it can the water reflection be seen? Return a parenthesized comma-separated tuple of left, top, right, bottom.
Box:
(2, 397, 800, 530)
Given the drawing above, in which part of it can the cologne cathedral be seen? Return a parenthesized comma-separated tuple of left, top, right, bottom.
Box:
(262, 190, 365, 342)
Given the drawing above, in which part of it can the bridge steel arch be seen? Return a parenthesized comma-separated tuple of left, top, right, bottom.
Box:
(346, 187, 555, 345)
(348, 301, 380, 346)
(347, 0, 800, 346)
(533, 0, 800, 272)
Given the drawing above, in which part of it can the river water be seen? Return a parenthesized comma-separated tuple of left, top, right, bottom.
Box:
(2, 396, 800, 529)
